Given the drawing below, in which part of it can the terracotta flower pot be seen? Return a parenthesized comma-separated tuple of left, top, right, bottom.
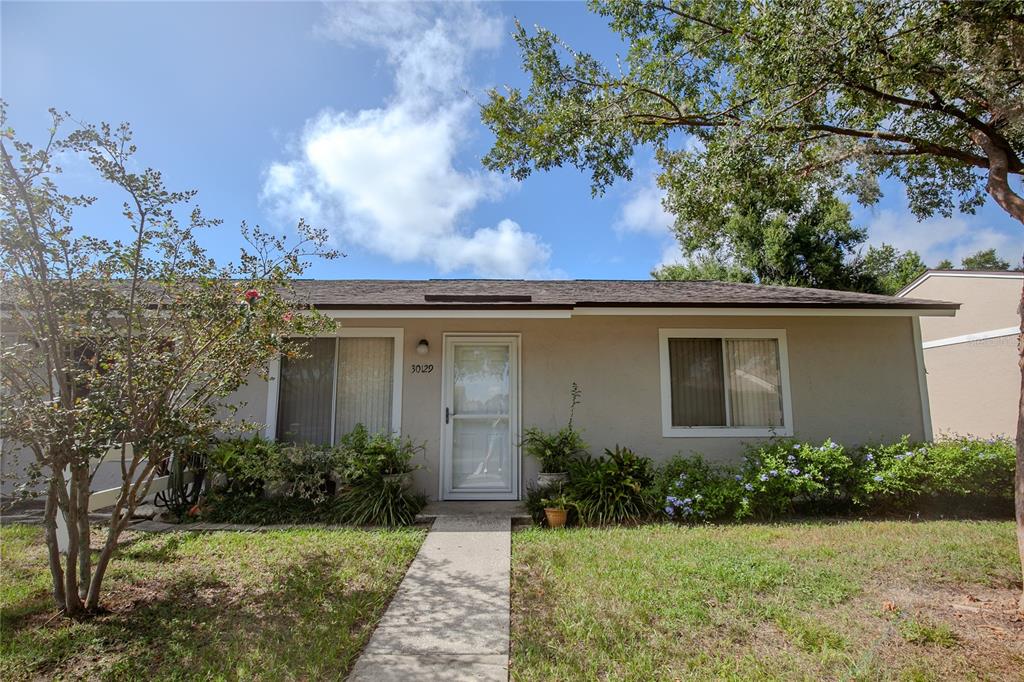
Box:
(544, 507, 568, 529)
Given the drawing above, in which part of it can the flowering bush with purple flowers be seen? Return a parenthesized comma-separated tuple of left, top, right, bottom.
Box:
(655, 455, 742, 523)
(859, 435, 1014, 513)
(735, 439, 859, 519)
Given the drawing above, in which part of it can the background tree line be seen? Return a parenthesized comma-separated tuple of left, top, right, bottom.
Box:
(652, 165, 1019, 294)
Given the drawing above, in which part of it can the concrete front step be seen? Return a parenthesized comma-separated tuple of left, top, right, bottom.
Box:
(415, 500, 530, 523)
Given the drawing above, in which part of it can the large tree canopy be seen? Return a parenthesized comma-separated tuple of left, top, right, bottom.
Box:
(482, 0, 1024, 611)
(483, 0, 1023, 223)
(654, 159, 873, 289)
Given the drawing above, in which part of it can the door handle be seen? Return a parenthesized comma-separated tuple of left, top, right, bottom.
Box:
(445, 407, 450, 424)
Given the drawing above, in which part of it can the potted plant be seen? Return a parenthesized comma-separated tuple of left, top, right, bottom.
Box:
(520, 382, 586, 487)
(542, 494, 574, 529)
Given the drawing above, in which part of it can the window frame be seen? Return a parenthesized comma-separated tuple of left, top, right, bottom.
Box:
(658, 328, 793, 438)
(265, 327, 404, 441)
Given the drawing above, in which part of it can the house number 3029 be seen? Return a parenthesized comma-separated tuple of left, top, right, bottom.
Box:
(411, 364, 434, 374)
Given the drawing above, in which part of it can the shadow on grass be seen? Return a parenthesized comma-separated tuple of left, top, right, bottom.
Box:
(2, 543, 411, 680)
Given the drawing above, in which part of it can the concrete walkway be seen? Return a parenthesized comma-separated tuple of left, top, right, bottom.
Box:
(349, 512, 513, 681)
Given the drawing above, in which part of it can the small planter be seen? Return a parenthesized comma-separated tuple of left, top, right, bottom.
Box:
(537, 472, 568, 488)
(544, 507, 568, 529)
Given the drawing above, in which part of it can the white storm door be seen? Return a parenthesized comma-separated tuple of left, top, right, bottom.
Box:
(441, 335, 520, 500)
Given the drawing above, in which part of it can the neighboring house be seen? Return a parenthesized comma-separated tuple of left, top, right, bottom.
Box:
(897, 270, 1022, 438)
(219, 279, 955, 501)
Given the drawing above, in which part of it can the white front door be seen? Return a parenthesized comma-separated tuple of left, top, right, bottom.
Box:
(441, 335, 520, 500)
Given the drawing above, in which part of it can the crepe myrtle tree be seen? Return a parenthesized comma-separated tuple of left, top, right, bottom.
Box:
(0, 105, 338, 616)
(482, 0, 1024, 610)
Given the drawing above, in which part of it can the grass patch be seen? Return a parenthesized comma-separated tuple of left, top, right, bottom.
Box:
(0, 523, 425, 680)
(898, 616, 957, 647)
(511, 520, 1022, 680)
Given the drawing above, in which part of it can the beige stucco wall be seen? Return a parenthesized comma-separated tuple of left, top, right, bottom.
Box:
(924, 336, 1018, 438)
(906, 274, 1021, 342)
(901, 273, 1021, 438)
(226, 314, 927, 500)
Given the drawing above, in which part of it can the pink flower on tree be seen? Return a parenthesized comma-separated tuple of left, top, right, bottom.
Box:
(282, 311, 294, 323)
(243, 289, 260, 302)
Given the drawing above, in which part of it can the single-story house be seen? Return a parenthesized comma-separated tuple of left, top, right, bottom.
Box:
(222, 279, 957, 501)
(897, 269, 1022, 438)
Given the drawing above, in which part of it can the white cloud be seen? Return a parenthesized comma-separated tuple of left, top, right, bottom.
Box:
(655, 242, 685, 269)
(865, 208, 1022, 266)
(262, 2, 552, 278)
(615, 177, 674, 235)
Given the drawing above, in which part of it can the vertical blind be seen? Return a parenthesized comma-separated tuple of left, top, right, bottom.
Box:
(668, 338, 727, 426)
(335, 337, 394, 437)
(668, 337, 783, 428)
(277, 338, 335, 444)
(278, 337, 395, 445)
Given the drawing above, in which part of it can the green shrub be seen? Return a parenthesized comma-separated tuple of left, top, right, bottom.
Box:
(336, 424, 423, 482)
(656, 455, 742, 523)
(926, 436, 1014, 501)
(202, 491, 322, 525)
(737, 439, 859, 519)
(860, 435, 1014, 514)
(567, 445, 656, 525)
(204, 425, 426, 526)
(207, 436, 282, 495)
(855, 436, 930, 510)
(207, 437, 343, 503)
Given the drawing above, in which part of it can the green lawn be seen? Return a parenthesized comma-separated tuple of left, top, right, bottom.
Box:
(0, 523, 425, 680)
(512, 520, 1023, 681)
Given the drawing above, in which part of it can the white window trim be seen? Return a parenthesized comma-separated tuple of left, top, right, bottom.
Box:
(264, 327, 404, 440)
(658, 328, 794, 438)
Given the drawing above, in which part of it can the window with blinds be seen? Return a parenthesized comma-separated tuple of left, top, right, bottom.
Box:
(276, 336, 396, 445)
(661, 330, 791, 436)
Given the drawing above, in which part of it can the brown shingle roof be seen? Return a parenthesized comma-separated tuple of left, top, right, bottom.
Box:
(290, 279, 958, 311)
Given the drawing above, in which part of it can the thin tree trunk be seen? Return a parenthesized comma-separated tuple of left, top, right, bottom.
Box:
(86, 516, 125, 611)
(58, 468, 84, 615)
(86, 461, 156, 610)
(75, 466, 91, 601)
(42, 479, 66, 610)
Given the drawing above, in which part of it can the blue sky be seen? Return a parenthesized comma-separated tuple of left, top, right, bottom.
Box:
(3, 1, 1021, 280)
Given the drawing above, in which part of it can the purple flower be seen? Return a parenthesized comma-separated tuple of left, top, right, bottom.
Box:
(744, 483, 754, 491)
(734, 474, 743, 481)
(665, 506, 675, 516)
(759, 474, 769, 482)
(865, 453, 874, 462)
(873, 475, 884, 482)
(792, 444, 800, 450)
(769, 469, 779, 477)
(683, 498, 692, 505)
